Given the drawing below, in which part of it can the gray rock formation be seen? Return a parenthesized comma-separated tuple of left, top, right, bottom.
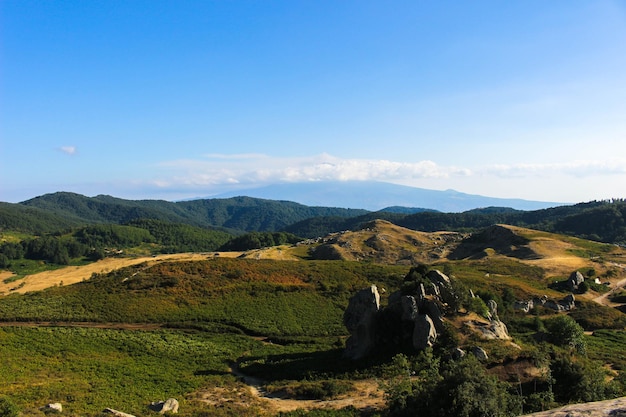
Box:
(451, 347, 466, 359)
(413, 314, 437, 350)
(514, 299, 534, 313)
(487, 299, 499, 321)
(426, 270, 456, 307)
(343, 268, 495, 360)
(343, 285, 381, 360)
(472, 346, 489, 361)
(568, 271, 585, 291)
(401, 295, 418, 321)
(422, 299, 445, 332)
(515, 294, 576, 313)
(42, 403, 62, 412)
(149, 398, 179, 414)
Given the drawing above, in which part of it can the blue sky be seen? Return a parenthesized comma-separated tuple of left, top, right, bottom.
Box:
(2, 0, 625, 203)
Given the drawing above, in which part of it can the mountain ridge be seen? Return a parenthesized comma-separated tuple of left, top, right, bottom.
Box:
(211, 180, 565, 212)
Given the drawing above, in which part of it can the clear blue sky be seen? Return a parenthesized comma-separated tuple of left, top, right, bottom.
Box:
(2, 0, 625, 203)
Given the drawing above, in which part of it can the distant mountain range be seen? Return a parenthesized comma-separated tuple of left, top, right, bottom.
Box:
(0, 188, 624, 244)
(212, 181, 565, 212)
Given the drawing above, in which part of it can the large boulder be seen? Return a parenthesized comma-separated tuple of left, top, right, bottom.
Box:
(42, 403, 63, 413)
(487, 299, 499, 321)
(421, 299, 445, 332)
(426, 270, 456, 307)
(401, 295, 418, 321)
(472, 346, 489, 361)
(149, 398, 179, 414)
(343, 285, 381, 360)
(343, 285, 380, 332)
(567, 271, 585, 292)
(413, 314, 437, 350)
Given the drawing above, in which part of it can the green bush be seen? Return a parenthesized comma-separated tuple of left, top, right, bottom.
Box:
(0, 397, 19, 417)
(544, 314, 586, 354)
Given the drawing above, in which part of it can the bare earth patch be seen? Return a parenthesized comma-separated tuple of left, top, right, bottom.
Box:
(194, 376, 385, 414)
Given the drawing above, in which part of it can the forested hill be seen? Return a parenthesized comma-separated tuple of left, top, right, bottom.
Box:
(4, 192, 367, 234)
(285, 200, 626, 244)
(3, 192, 626, 245)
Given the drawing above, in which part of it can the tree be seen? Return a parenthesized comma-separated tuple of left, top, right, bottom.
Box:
(551, 354, 617, 403)
(545, 315, 586, 354)
(386, 354, 519, 417)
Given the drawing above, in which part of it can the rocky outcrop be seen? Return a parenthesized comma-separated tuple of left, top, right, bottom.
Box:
(467, 299, 511, 340)
(343, 285, 381, 360)
(344, 269, 461, 359)
(413, 314, 437, 350)
(149, 398, 179, 414)
(567, 271, 585, 292)
(472, 346, 489, 361)
(343, 268, 516, 360)
(514, 294, 576, 313)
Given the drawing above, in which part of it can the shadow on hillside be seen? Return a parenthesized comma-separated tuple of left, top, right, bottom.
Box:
(448, 225, 540, 260)
(237, 348, 392, 382)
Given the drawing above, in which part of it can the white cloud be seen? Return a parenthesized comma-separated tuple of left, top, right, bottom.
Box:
(155, 153, 469, 189)
(148, 153, 626, 203)
(482, 159, 626, 178)
(58, 146, 77, 155)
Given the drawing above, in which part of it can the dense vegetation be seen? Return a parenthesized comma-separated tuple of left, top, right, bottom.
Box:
(0, 221, 233, 269)
(4, 192, 626, 245)
(0, 257, 625, 416)
(9, 192, 367, 234)
(2, 192, 626, 416)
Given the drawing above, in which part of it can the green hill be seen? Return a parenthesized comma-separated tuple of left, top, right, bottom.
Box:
(17, 192, 368, 234)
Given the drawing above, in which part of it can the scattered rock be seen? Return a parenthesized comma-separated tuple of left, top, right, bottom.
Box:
(514, 299, 534, 313)
(515, 294, 576, 313)
(102, 408, 136, 417)
(451, 347, 466, 360)
(148, 398, 179, 414)
(472, 346, 489, 361)
(42, 403, 62, 412)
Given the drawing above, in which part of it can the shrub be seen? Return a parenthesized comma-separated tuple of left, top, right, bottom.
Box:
(544, 315, 586, 354)
(0, 397, 19, 417)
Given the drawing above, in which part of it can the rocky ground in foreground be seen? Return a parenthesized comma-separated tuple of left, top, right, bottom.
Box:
(521, 396, 626, 416)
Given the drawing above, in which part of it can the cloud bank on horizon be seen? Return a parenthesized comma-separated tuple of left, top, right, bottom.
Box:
(1, 1, 625, 203)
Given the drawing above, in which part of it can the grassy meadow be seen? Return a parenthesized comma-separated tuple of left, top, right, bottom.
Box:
(0, 246, 625, 416)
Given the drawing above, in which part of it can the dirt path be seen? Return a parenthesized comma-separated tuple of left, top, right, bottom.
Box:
(594, 277, 626, 306)
(593, 276, 626, 307)
(0, 321, 164, 330)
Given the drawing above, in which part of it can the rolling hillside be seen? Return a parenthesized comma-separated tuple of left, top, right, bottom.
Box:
(1, 216, 626, 416)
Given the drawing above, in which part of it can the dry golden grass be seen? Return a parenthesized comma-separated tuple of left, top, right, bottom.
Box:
(0, 252, 242, 295)
(238, 245, 302, 261)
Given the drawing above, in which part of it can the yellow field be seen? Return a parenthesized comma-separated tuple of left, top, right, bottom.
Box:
(0, 252, 242, 295)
